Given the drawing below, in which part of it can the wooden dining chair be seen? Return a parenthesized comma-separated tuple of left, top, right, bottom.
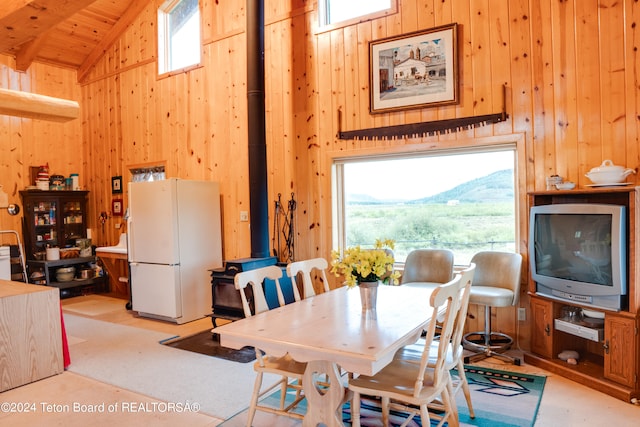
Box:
(348, 273, 465, 427)
(234, 265, 307, 425)
(395, 263, 477, 419)
(286, 257, 330, 301)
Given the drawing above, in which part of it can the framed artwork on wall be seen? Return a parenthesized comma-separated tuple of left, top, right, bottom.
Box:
(111, 176, 122, 194)
(369, 23, 459, 114)
(112, 199, 123, 216)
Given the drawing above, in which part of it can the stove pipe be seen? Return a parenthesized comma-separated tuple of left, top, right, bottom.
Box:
(246, 0, 270, 258)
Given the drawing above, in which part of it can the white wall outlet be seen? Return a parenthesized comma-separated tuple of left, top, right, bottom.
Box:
(518, 307, 526, 321)
(240, 211, 249, 222)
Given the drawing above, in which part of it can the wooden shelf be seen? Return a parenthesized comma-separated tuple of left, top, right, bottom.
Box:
(524, 352, 637, 402)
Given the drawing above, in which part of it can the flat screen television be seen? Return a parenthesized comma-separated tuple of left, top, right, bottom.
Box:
(529, 203, 627, 311)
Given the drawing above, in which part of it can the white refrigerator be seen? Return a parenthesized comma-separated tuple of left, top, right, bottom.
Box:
(127, 178, 222, 324)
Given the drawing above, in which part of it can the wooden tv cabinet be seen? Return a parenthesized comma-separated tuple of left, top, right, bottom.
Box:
(524, 188, 640, 403)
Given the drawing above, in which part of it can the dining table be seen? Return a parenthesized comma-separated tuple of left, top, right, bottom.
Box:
(215, 284, 437, 427)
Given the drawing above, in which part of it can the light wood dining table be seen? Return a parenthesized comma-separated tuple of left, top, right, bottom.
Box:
(215, 284, 436, 426)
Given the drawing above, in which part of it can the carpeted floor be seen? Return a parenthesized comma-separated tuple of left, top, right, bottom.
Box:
(63, 313, 273, 420)
(220, 365, 546, 426)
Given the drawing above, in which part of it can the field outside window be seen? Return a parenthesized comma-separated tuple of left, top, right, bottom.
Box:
(334, 148, 516, 265)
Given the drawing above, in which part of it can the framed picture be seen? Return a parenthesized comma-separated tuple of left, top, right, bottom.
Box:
(112, 199, 123, 216)
(369, 23, 459, 114)
(111, 176, 122, 194)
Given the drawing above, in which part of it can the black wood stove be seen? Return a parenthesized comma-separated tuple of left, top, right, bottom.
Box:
(208, 256, 280, 327)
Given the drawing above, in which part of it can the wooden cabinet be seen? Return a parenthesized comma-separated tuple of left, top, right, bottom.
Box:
(525, 188, 640, 402)
(604, 312, 637, 388)
(19, 190, 89, 260)
(529, 297, 554, 358)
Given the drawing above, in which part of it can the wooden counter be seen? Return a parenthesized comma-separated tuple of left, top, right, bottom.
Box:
(96, 250, 129, 300)
(0, 280, 63, 392)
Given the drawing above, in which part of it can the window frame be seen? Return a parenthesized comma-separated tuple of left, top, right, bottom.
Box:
(331, 140, 523, 265)
(317, 0, 398, 34)
(157, 0, 203, 77)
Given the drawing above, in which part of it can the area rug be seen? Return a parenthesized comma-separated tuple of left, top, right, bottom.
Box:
(63, 297, 129, 316)
(161, 329, 257, 363)
(219, 365, 546, 426)
(62, 313, 278, 420)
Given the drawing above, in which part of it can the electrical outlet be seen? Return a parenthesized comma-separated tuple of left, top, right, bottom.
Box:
(240, 211, 249, 222)
(518, 307, 526, 321)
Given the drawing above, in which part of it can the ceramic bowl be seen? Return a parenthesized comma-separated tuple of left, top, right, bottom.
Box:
(585, 160, 635, 184)
(555, 182, 575, 190)
(56, 266, 76, 282)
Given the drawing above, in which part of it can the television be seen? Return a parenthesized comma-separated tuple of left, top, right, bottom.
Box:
(529, 203, 627, 311)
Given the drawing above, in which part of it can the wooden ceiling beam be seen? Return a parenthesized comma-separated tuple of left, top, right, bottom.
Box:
(0, 1, 32, 21)
(14, 32, 48, 71)
(0, 88, 79, 122)
(0, 0, 100, 53)
(77, 0, 151, 83)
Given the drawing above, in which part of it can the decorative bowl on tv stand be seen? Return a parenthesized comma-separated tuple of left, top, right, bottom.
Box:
(585, 160, 635, 184)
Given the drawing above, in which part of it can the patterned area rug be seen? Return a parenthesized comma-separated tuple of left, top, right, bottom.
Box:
(220, 365, 546, 427)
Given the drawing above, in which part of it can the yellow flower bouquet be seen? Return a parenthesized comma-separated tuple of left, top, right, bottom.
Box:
(330, 238, 401, 288)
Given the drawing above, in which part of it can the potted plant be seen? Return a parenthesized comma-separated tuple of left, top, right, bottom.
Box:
(331, 239, 400, 310)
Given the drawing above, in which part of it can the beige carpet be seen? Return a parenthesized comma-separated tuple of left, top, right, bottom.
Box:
(63, 313, 269, 420)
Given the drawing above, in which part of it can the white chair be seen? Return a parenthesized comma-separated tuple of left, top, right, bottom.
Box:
(286, 257, 330, 300)
(234, 265, 306, 425)
(395, 263, 476, 419)
(348, 273, 465, 427)
(462, 251, 523, 365)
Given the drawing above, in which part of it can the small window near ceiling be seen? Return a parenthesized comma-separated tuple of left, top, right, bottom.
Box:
(319, 0, 395, 27)
(158, 0, 201, 75)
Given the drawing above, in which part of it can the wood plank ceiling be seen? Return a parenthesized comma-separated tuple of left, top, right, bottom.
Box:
(0, 0, 149, 82)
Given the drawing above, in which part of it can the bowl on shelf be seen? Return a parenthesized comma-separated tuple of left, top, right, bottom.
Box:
(585, 160, 635, 184)
(56, 266, 75, 282)
(555, 182, 576, 190)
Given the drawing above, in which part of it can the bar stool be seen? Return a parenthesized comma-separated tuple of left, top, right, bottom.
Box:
(462, 251, 522, 365)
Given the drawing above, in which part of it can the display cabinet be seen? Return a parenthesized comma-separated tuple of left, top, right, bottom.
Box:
(525, 187, 640, 403)
(19, 190, 89, 260)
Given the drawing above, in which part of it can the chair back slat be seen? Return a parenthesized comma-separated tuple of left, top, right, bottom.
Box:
(233, 265, 284, 317)
(449, 263, 476, 361)
(286, 257, 330, 300)
(414, 273, 464, 397)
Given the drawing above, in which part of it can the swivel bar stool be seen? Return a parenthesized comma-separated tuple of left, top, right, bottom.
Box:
(462, 251, 523, 365)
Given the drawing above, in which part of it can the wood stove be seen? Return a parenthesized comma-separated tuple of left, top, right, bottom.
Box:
(209, 256, 282, 327)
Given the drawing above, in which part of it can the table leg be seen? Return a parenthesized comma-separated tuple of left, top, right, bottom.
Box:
(302, 360, 345, 427)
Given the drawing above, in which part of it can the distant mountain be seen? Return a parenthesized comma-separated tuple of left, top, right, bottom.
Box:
(346, 169, 514, 204)
(408, 169, 514, 204)
(348, 193, 407, 204)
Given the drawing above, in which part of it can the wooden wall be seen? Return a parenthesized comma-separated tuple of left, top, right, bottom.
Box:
(0, 56, 83, 246)
(1, 0, 639, 345)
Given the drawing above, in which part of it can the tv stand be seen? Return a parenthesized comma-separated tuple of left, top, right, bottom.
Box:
(525, 188, 639, 403)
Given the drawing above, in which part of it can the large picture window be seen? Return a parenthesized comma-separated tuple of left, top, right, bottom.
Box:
(333, 147, 517, 265)
(158, 0, 201, 75)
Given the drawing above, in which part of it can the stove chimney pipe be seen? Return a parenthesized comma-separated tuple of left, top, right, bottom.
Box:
(246, 0, 270, 258)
